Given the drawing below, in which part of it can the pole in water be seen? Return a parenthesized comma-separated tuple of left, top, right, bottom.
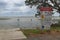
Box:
(17, 18, 20, 28)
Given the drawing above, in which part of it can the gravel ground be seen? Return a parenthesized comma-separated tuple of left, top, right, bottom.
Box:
(21, 32, 60, 40)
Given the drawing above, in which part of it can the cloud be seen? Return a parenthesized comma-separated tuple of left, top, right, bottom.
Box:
(0, 0, 37, 16)
(0, 2, 7, 9)
(14, 3, 23, 7)
(53, 12, 60, 16)
(0, 0, 59, 16)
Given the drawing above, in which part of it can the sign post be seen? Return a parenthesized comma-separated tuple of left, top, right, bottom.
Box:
(40, 7, 52, 30)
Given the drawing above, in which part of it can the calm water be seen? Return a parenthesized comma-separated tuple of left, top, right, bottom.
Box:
(0, 17, 41, 29)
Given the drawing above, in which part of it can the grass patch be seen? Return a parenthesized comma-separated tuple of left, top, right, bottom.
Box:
(21, 29, 41, 36)
(21, 29, 50, 37)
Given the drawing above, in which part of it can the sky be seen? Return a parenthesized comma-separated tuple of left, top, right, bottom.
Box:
(0, 0, 59, 16)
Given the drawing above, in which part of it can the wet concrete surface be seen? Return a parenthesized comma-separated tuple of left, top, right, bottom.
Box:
(0, 28, 26, 40)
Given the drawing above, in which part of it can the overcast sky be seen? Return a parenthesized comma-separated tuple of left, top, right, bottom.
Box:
(0, 0, 59, 16)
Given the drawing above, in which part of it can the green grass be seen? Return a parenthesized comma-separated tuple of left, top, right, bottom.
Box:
(22, 29, 41, 36)
(21, 29, 50, 36)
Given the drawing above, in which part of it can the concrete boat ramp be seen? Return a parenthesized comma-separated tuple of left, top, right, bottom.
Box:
(0, 28, 26, 40)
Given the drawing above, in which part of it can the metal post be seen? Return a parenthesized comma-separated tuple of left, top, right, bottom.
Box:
(41, 19, 44, 30)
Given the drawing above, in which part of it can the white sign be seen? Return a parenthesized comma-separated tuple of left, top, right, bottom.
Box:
(41, 11, 52, 30)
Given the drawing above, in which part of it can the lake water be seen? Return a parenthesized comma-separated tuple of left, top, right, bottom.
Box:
(0, 16, 41, 29)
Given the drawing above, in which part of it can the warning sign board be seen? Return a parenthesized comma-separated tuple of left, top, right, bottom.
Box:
(40, 7, 52, 11)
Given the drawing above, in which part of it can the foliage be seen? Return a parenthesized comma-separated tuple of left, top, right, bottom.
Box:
(51, 24, 60, 31)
